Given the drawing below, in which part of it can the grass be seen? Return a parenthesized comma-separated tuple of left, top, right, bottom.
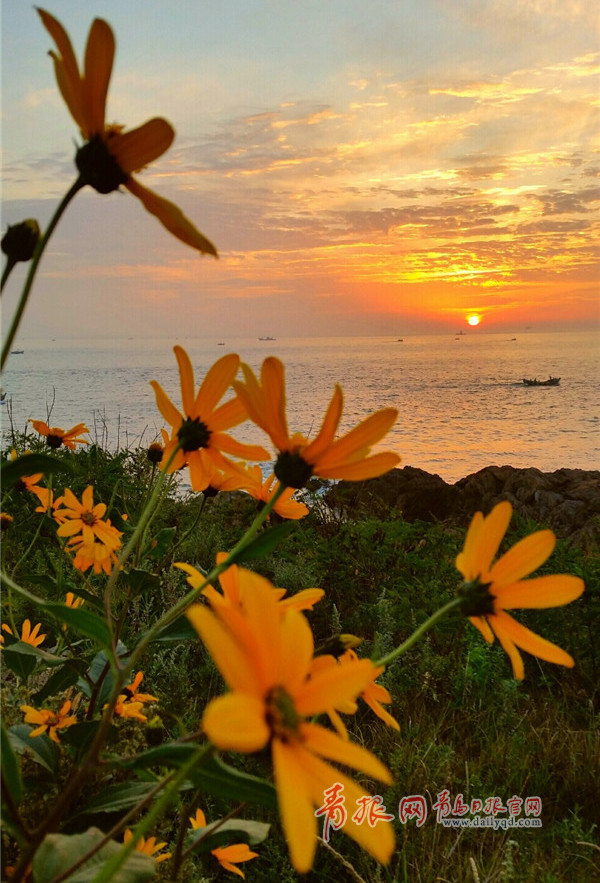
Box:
(1, 439, 599, 881)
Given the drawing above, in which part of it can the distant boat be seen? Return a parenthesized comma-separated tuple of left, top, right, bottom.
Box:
(217, 342, 225, 346)
(522, 377, 560, 387)
(258, 336, 276, 341)
(11, 350, 24, 354)
(396, 338, 404, 342)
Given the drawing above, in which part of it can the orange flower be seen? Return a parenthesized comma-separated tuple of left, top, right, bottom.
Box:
(110, 671, 158, 722)
(457, 501, 585, 680)
(29, 419, 88, 450)
(123, 830, 171, 863)
(187, 571, 394, 873)
(20, 699, 77, 743)
(150, 347, 269, 492)
(38, 9, 216, 256)
(176, 553, 324, 615)
(1, 619, 46, 648)
(67, 535, 119, 575)
(10, 448, 44, 494)
(54, 486, 122, 550)
(32, 487, 62, 514)
(233, 464, 309, 519)
(189, 809, 258, 878)
(233, 357, 400, 487)
(340, 650, 400, 731)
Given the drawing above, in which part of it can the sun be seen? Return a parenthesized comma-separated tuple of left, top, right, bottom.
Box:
(467, 314, 481, 326)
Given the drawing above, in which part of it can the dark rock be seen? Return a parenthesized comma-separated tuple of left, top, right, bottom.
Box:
(327, 465, 600, 541)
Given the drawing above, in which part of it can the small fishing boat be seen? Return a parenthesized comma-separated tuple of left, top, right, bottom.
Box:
(522, 377, 560, 387)
(11, 350, 24, 354)
(258, 336, 276, 341)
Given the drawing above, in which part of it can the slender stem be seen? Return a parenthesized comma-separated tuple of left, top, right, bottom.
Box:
(89, 743, 214, 883)
(1, 177, 86, 370)
(170, 493, 207, 559)
(373, 597, 463, 669)
(1, 256, 18, 292)
(1, 772, 33, 842)
(11, 508, 45, 579)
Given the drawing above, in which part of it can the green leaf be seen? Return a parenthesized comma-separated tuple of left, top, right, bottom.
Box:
(1, 721, 22, 805)
(60, 721, 102, 755)
(230, 522, 297, 564)
(1, 452, 74, 485)
(1, 642, 38, 679)
(150, 614, 198, 643)
(116, 743, 199, 771)
(33, 658, 89, 703)
(44, 603, 111, 648)
(189, 755, 277, 810)
(32, 828, 155, 883)
(76, 782, 159, 816)
(187, 818, 270, 855)
(8, 724, 59, 773)
(125, 569, 160, 597)
(147, 527, 176, 561)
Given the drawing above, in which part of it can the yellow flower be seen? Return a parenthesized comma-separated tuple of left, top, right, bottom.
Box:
(9, 448, 44, 494)
(20, 699, 77, 743)
(109, 672, 158, 722)
(65, 592, 84, 610)
(233, 464, 309, 519)
(150, 347, 269, 492)
(1, 619, 46, 648)
(54, 487, 122, 550)
(123, 830, 171, 863)
(176, 553, 324, 615)
(456, 501, 585, 680)
(233, 357, 400, 487)
(67, 535, 119, 575)
(187, 572, 394, 873)
(30, 419, 89, 450)
(32, 487, 61, 514)
(189, 809, 258, 878)
(0, 512, 14, 531)
(38, 8, 216, 256)
(340, 650, 400, 731)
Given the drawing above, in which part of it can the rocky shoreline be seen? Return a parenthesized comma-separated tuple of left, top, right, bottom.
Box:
(327, 465, 600, 542)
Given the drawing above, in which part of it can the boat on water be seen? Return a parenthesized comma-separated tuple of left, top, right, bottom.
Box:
(522, 376, 560, 387)
(11, 350, 24, 355)
(258, 336, 276, 341)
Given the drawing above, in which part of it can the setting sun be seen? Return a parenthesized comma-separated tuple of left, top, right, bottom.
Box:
(467, 314, 481, 326)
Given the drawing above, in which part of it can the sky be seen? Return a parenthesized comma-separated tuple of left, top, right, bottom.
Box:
(2, 0, 599, 339)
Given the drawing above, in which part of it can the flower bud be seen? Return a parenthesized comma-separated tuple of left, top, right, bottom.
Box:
(1, 219, 41, 263)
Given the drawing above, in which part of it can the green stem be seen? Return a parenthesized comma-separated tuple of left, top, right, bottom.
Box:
(374, 596, 463, 669)
(169, 493, 207, 559)
(1, 256, 18, 292)
(90, 742, 214, 883)
(1, 177, 85, 371)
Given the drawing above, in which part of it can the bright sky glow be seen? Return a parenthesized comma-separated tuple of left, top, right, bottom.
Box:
(2, 1, 599, 338)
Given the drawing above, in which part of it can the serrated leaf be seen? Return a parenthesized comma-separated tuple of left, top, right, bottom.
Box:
(33, 658, 89, 703)
(230, 522, 297, 564)
(125, 569, 160, 597)
(187, 818, 270, 855)
(1, 453, 74, 486)
(8, 724, 60, 773)
(32, 828, 155, 883)
(150, 614, 198, 643)
(1, 721, 22, 805)
(44, 603, 111, 648)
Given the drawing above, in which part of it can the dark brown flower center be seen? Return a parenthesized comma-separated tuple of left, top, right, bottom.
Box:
(177, 418, 211, 452)
(80, 511, 97, 526)
(265, 686, 300, 742)
(274, 451, 313, 489)
(75, 135, 128, 194)
(46, 434, 63, 449)
(147, 443, 164, 464)
(458, 578, 496, 617)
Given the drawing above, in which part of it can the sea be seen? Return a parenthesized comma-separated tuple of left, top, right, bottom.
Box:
(1, 331, 599, 484)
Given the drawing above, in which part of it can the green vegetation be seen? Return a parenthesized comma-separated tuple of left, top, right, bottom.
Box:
(2, 440, 598, 881)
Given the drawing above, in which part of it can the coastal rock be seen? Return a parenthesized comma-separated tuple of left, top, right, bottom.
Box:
(327, 465, 600, 541)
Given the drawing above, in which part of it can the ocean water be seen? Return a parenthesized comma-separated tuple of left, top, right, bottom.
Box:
(1, 331, 598, 483)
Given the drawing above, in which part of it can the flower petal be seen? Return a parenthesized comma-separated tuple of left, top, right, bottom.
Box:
(302, 385, 343, 462)
(302, 723, 392, 783)
(110, 118, 174, 174)
(295, 658, 375, 716)
(272, 738, 318, 874)
(125, 177, 218, 255)
(490, 530, 555, 587)
(317, 452, 401, 481)
(473, 501, 512, 581)
(83, 18, 114, 135)
(150, 380, 182, 429)
(194, 354, 240, 417)
(210, 433, 270, 461)
(173, 346, 195, 416)
(493, 609, 575, 670)
(186, 604, 262, 694)
(37, 9, 86, 134)
(469, 615, 495, 643)
(202, 693, 269, 753)
(496, 574, 584, 609)
(209, 397, 248, 432)
(316, 408, 398, 468)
